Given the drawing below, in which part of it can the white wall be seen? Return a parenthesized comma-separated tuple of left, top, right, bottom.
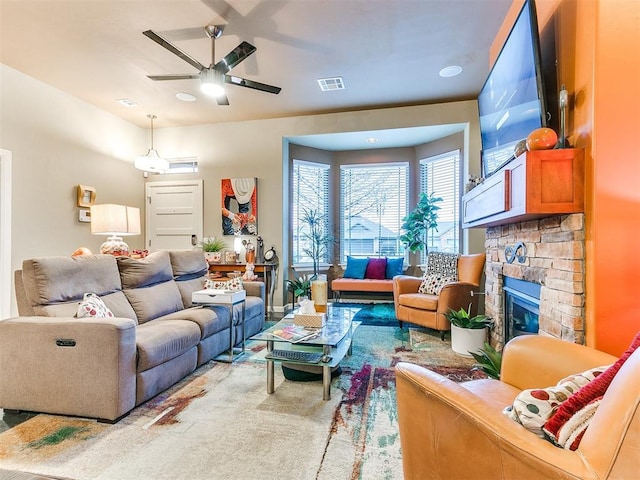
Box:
(2, 63, 484, 314)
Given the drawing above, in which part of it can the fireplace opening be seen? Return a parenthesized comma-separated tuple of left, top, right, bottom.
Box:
(504, 277, 541, 343)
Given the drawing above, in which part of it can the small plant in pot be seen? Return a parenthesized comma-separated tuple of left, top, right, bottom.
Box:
(444, 305, 494, 357)
(286, 273, 315, 303)
(199, 237, 226, 263)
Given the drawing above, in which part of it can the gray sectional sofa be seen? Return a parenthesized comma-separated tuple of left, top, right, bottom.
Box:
(0, 250, 265, 422)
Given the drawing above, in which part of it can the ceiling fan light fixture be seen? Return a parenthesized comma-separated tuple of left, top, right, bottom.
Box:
(200, 69, 225, 98)
(135, 114, 169, 173)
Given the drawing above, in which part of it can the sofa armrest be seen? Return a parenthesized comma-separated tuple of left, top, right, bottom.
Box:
(0, 316, 138, 421)
(395, 362, 597, 480)
(243, 281, 265, 301)
(501, 335, 617, 390)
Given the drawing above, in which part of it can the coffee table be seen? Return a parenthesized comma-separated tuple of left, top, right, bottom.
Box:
(250, 306, 361, 400)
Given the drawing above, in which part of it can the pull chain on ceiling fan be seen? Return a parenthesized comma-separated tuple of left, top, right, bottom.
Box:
(143, 24, 281, 106)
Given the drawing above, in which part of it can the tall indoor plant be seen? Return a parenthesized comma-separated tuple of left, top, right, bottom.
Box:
(399, 192, 443, 255)
(300, 208, 332, 276)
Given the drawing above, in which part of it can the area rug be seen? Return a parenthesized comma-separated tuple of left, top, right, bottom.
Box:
(333, 302, 398, 327)
(0, 326, 483, 480)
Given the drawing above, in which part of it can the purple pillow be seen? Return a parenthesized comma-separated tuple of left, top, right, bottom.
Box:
(365, 257, 387, 280)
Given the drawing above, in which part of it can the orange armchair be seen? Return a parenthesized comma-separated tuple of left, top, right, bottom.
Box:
(395, 335, 638, 480)
(392, 253, 485, 338)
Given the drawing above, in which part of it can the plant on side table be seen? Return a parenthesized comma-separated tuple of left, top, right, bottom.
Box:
(444, 306, 494, 357)
(286, 273, 315, 303)
(200, 237, 226, 263)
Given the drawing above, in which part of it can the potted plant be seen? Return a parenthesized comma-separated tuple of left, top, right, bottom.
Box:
(286, 273, 315, 303)
(470, 342, 502, 379)
(399, 192, 443, 255)
(444, 305, 494, 357)
(199, 237, 226, 263)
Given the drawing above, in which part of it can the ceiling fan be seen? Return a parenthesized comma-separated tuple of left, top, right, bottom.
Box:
(143, 25, 281, 105)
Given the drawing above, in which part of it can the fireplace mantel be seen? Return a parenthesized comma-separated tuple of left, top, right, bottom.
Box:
(462, 148, 584, 228)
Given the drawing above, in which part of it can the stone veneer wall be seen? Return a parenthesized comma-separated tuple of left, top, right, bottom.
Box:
(484, 213, 585, 349)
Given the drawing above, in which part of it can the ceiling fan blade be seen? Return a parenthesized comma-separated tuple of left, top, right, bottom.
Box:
(224, 75, 281, 94)
(143, 30, 206, 72)
(214, 41, 256, 73)
(147, 74, 200, 81)
(216, 94, 230, 106)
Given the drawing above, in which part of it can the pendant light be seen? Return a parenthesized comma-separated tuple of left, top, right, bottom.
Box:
(135, 114, 169, 173)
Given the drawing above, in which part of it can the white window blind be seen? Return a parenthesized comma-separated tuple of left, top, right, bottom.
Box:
(340, 163, 408, 263)
(292, 160, 330, 265)
(419, 150, 461, 258)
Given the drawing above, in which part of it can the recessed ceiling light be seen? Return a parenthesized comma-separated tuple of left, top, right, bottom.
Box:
(439, 65, 463, 78)
(116, 98, 138, 107)
(366, 137, 379, 144)
(176, 92, 196, 102)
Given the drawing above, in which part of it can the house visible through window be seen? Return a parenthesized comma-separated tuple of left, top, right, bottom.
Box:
(420, 150, 461, 257)
(292, 160, 330, 266)
(340, 163, 409, 263)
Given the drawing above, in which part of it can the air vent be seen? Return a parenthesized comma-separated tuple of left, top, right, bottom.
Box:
(166, 158, 198, 174)
(116, 98, 139, 107)
(317, 77, 345, 91)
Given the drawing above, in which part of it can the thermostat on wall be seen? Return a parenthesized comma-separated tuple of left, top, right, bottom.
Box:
(79, 209, 91, 223)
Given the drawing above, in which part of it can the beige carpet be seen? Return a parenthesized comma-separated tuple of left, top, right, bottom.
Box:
(0, 361, 349, 480)
(0, 325, 480, 480)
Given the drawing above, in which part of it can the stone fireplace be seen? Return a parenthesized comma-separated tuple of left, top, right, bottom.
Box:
(484, 213, 585, 349)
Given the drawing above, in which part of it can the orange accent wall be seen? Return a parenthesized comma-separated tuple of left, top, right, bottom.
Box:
(493, 0, 640, 355)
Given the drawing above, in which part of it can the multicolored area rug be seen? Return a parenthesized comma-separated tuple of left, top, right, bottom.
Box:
(0, 325, 484, 480)
(333, 302, 399, 327)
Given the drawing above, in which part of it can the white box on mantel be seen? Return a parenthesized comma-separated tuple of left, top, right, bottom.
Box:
(192, 289, 246, 304)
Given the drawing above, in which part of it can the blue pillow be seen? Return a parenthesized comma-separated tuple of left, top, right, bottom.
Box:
(385, 257, 404, 279)
(343, 256, 369, 279)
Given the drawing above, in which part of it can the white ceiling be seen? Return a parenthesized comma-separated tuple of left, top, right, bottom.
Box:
(0, 0, 512, 148)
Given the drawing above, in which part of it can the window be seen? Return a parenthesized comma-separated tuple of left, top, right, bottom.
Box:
(292, 160, 330, 265)
(340, 163, 409, 263)
(419, 150, 461, 256)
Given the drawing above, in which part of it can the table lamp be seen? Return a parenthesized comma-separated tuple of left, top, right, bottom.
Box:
(90, 204, 141, 256)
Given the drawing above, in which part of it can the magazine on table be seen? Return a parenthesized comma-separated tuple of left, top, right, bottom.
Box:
(269, 325, 321, 343)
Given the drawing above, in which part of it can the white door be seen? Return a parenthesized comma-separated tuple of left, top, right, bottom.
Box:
(145, 180, 203, 251)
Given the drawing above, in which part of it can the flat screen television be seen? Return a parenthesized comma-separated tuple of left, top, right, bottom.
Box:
(478, 0, 552, 178)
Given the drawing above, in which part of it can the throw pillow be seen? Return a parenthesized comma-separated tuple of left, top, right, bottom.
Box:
(76, 293, 114, 318)
(343, 256, 369, 279)
(385, 257, 404, 279)
(365, 257, 387, 280)
(426, 252, 460, 279)
(418, 273, 455, 295)
(205, 276, 244, 291)
(503, 365, 610, 438)
(543, 331, 640, 450)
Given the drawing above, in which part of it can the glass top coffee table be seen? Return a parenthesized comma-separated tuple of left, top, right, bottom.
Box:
(250, 306, 361, 400)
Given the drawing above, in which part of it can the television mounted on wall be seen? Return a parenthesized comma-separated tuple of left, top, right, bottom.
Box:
(478, 0, 553, 178)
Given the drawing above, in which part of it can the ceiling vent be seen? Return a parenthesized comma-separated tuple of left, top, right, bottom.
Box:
(317, 77, 345, 92)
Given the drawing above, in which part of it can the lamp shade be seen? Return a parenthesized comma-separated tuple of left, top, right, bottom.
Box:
(134, 149, 169, 173)
(90, 204, 141, 255)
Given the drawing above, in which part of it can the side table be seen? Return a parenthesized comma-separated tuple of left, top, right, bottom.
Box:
(192, 289, 246, 362)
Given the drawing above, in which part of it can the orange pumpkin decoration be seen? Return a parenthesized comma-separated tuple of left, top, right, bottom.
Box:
(526, 128, 558, 151)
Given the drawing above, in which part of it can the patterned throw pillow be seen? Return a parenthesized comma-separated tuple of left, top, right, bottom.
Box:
(543, 331, 640, 450)
(204, 276, 244, 291)
(418, 273, 455, 295)
(426, 252, 460, 278)
(503, 365, 610, 438)
(76, 293, 114, 318)
(417, 252, 460, 295)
